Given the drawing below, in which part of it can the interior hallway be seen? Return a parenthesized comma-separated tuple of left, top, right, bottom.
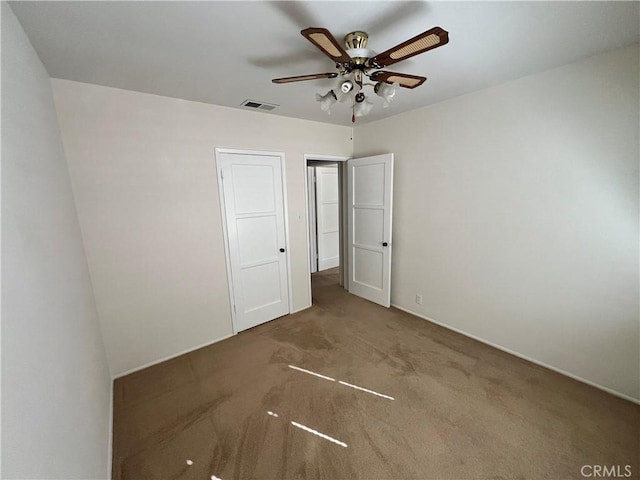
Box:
(113, 269, 639, 479)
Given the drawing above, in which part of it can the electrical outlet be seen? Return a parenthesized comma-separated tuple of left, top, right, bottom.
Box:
(415, 294, 423, 305)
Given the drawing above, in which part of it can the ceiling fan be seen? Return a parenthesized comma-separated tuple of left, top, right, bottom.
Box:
(272, 26, 449, 122)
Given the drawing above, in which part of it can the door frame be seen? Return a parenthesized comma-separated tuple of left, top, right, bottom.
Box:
(307, 166, 318, 274)
(303, 153, 350, 307)
(215, 147, 292, 334)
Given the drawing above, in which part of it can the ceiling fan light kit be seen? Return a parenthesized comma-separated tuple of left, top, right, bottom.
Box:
(272, 25, 449, 122)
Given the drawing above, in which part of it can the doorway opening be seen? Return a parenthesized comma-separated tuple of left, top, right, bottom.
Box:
(305, 153, 394, 309)
(305, 155, 349, 305)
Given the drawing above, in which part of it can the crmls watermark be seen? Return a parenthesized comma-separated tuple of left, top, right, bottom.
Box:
(581, 465, 632, 478)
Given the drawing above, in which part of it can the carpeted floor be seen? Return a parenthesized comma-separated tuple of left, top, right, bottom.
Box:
(113, 268, 639, 479)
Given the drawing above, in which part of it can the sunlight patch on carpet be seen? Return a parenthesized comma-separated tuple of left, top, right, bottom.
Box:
(291, 420, 348, 447)
(288, 364, 336, 382)
(338, 380, 395, 400)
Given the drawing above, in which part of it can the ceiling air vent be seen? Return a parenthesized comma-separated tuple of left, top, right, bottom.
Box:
(241, 99, 279, 111)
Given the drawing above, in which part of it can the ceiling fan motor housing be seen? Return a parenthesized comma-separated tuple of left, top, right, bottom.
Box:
(344, 31, 375, 66)
(345, 31, 368, 49)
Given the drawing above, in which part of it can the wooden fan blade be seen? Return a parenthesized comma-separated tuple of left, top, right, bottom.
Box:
(369, 27, 449, 68)
(272, 73, 338, 84)
(370, 71, 426, 89)
(301, 27, 352, 64)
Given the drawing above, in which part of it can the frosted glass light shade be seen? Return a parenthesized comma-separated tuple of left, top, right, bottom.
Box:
(337, 73, 360, 103)
(354, 97, 374, 117)
(316, 90, 337, 113)
(375, 81, 399, 107)
(340, 80, 354, 93)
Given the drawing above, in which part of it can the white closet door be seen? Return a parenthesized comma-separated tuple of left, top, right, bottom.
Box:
(347, 154, 394, 307)
(315, 165, 340, 271)
(218, 152, 289, 332)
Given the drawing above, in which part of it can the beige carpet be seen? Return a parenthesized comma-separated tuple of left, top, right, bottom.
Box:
(113, 268, 639, 479)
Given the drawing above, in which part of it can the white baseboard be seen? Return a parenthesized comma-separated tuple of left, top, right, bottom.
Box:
(112, 306, 319, 380)
(318, 257, 339, 271)
(291, 303, 312, 315)
(113, 333, 235, 379)
(391, 303, 640, 405)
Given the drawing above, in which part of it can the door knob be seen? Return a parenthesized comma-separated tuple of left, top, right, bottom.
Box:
(382, 242, 388, 247)
(280, 248, 286, 252)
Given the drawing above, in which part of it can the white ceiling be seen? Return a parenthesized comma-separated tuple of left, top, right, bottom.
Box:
(10, 1, 640, 126)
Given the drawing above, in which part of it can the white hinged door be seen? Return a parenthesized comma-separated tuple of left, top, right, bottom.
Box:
(347, 153, 394, 307)
(218, 151, 290, 331)
(315, 165, 340, 271)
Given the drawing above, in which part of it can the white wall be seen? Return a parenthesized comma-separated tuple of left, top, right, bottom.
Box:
(1, 3, 112, 478)
(354, 44, 640, 400)
(51, 79, 352, 376)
